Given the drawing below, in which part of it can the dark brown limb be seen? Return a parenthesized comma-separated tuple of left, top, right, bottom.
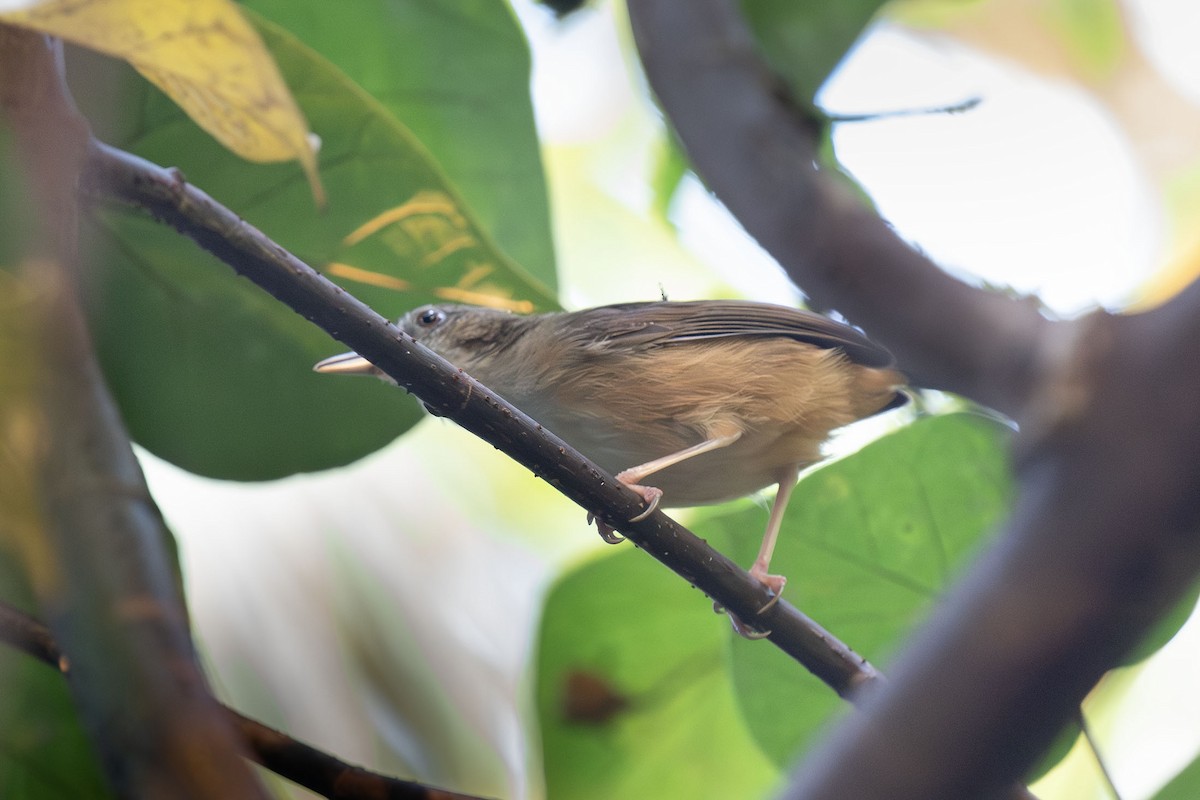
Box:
(626, 2, 1200, 799)
(0, 25, 266, 800)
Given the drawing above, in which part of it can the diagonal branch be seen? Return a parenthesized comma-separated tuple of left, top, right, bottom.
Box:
(80, 140, 882, 701)
(627, 0, 1048, 418)
(0, 601, 494, 800)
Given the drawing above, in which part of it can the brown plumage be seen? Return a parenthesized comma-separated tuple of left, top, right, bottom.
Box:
(316, 300, 906, 633)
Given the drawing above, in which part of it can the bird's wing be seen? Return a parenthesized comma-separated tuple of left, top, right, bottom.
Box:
(565, 300, 896, 368)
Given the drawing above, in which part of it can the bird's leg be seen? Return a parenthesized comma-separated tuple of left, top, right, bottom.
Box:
(616, 430, 742, 521)
(590, 429, 743, 543)
(749, 463, 799, 597)
(725, 463, 801, 639)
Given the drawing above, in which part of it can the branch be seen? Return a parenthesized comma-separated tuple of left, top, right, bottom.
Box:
(0, 26, 265, 800)
(0, 602, 493, 800)
(627, 0, 1048, 419)
(626, 2, 1200, 798)
(80, 141, 883, 701)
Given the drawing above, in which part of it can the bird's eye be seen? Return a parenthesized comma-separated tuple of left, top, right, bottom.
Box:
(416, 307, 445, 328)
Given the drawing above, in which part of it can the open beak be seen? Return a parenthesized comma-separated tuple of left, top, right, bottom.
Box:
(312, 351, 381, 377)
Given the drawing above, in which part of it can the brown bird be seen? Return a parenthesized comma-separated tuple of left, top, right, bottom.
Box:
(315, 300, 906, 631)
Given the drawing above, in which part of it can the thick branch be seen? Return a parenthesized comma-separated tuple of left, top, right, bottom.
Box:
(0, 602, 493, 800)
(0, 27, 265, 800)
(627, 0, 1048, 418)
(81, 141, 882, 700)
(626, 2, 1200, 798)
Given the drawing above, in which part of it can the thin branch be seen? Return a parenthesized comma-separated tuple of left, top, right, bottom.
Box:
(0, 26, 266, 800)
(0, 601, 64, 669)
(0, 602, 493, 800)
(627, 0, 1048, 418)
(80, 140, 883, 701)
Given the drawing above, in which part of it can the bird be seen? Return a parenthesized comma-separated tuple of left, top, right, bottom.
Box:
(315, 300, 906, 633)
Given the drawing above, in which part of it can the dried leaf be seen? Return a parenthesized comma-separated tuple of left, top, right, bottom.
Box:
(0, 0, 323, 203)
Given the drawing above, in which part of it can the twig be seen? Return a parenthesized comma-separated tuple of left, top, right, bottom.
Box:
(0, 601, 494, 800)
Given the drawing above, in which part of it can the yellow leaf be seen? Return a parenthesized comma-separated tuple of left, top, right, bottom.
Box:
(0, 0, 324, 205)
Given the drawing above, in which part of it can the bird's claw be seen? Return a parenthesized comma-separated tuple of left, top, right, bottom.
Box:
(586, 478, 662, 543)
(588, 483, 661, 542)
(626, 486, 662, 522)
(713, 599, 775, 639)
(715, 570, 786, 639)
(587, 512, 626, 544)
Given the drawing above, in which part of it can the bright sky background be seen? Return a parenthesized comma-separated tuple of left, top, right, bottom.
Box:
(512, 2, 1171, 316)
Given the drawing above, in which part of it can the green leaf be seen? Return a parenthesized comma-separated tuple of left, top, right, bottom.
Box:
(535, 413, 1016, 794)
(535, 549, 780, 800)
(1154, 749, 1200, 800)
(1123, 578, 1200, 666)
(706, 412, 1015, 766)
(240, 0, 556, 290)
(651, 131, 689, 222)
(740, 0, 889, 107)
(0, 557, 112, 800)
(1044, 0, 1127, 80)
(72, 12, 558, 480)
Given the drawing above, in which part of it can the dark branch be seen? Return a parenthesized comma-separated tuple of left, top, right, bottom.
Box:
(232, 712, 492, 800)
(0, 602, 494, 800)
(627, 0, 1048, 418)
(80, 141, 882, 701)
(0, 26, 265, 800)
(626, 2, 1200, 799)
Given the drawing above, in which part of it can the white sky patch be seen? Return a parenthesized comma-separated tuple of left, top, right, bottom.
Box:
(822, 24, 1162, 315)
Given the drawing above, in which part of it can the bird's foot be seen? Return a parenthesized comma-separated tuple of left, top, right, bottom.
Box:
(614, 468, 664, 522)
(622, 483, 663, 522)
(586, 481, 662, 543)
(716, 565, 787, 639)
(587, 511, 626, 544)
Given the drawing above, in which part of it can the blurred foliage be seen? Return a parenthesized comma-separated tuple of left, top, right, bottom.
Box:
(651, 131, 689, 222)
(242, 0, 557, 285)
(0, 559, 111, 800)
(741, 0, 888, 107)
(536, 539, 780, 800)
(0, 262, 112, 799)
(0, 638, 111, 800)
(70, 2, 556, 480)
(1154, 751, 1200, 800)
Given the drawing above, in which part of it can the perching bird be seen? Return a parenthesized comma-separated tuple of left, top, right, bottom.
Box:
(315, 300, 906, 630)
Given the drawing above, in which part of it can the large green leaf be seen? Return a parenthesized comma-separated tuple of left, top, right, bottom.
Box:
(240, 0, 556, 289)
(535, 549, 780, 800)
(0, 652, 112, 800)
(537, 412, 1015, 790)
(534, 413, 1011, 796)
(0, 557, 112, 800)
(72, 11, 557, 480)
